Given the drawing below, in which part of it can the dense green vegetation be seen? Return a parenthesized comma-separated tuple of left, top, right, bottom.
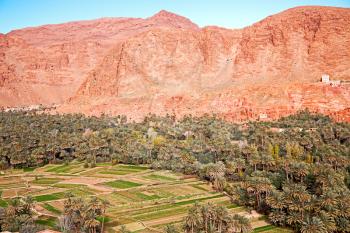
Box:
(0, 196, 44, 232)
(0, 110, 349, 232)
(59, 196, 109, 233)
(183, 202, 252, 233)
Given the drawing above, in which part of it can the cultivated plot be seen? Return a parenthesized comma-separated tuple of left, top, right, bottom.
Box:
(0, 163, 291, 233)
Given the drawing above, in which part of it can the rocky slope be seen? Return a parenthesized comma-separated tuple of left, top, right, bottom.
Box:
(1, 6, 349, 121)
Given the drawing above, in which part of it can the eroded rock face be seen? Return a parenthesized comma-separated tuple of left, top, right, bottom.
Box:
(1, 7, 350, 121)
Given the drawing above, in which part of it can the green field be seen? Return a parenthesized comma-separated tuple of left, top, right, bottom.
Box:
(0, 162, 288, 232)
(34, 192, 66, 202)
(144, 174, 177, 181)
(254, 225, 293, 233)
(32, 177, 61, 185)
(42, 203, 62, 214)
(36, 216, 57, 228)
(99, 164, 148, 176)
(104, 180, 142, 189)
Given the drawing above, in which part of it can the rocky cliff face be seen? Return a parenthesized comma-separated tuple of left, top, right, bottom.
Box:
(1, 6, 349, 121)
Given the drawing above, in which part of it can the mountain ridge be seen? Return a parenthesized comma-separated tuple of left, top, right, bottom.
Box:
(1, 6, 349, 122)
(5, 6, 350, 34)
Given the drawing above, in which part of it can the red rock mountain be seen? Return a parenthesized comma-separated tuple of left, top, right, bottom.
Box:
(1, 6, 350, 121)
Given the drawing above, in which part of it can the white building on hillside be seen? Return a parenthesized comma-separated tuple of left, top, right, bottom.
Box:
(321, 74, 341, 87)
(321, 74, 330, 83)
(259, 113, 268, 120)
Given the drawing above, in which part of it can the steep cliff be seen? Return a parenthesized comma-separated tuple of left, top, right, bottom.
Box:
(1, 7, 349, 121)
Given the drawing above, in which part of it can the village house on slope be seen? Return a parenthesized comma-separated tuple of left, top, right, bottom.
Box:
(321, 74, 341, 87)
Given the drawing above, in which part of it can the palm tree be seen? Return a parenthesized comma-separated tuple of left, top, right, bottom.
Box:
(201, 204, 211, 232)
(281, 156, 291, 181)
(70, 198, 85, 233)
(88, 197, 102, 214)
(100, 199, 110, 233)
(268, 210, 286, 226)
(238, 216, 252, 233)
(21, 195, 34, 215)
(319, 191, 337, 209)
(226, 161, 237, 177)
(245, 175, 273, 209)
(301, 217, 327, 233)
(249, 152, 260, 172)
(184, 212, 200, 233)
(233, 158, 246, 174)
(228, 214, 252, 233)
(259, 154, 275, 171)
(290, 162, 308, 182)
(206, 162, 226, 191)
(318, 210, 336, 232)
(266, 191, 284, 210)
(59, 214, 73, 233)
(296, 162, 309, 182)
(335, 217, 350, 232)
(207, 202, 217, 231)
(215, 205, 228, 232)
(283, 183, 311, 220)
(286, 212, 303, 229)
(84, 215, 100, 233)
(8, 198, 21, 213)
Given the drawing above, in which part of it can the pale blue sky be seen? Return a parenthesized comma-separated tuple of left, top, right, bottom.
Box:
(1, 0, 349, 33)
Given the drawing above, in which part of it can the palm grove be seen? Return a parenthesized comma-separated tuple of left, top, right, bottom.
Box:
(0, 110, 349, 232)
(0, 195, 109, 233)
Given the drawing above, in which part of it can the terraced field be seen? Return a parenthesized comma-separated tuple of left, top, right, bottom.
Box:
(0, 162, 292, 233)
